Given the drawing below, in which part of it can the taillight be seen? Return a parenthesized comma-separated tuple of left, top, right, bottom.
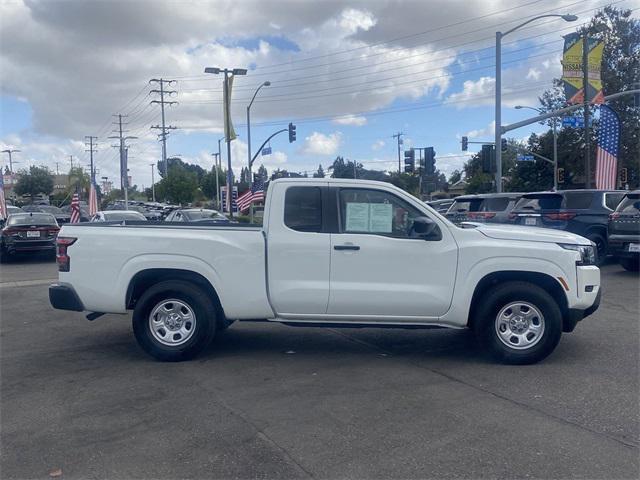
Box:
(468, 212, 496, 220)
(56, 237, 77, 272)
(543, 212, 576, 221)
(609, 213, 620, 220)
(508, 212, 518, 220)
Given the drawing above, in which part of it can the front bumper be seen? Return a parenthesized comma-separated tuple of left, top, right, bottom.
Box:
(564, 288, 601, 332)
(49, 283, 84, 312)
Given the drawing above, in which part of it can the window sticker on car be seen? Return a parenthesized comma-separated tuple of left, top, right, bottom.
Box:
(369, 203, 393, 233)
(345, 203, 370, 231)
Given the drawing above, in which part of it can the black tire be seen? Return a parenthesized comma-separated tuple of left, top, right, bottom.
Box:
(132, 280, 218, 361)
(474, 281, 563, 365)
(619, 257, 640, 272)
(217, 318, 235, 331)
(586, 232, 607, 265)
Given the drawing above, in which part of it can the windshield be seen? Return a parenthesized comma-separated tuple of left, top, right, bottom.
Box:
(104, 212, 147, 221)
(7, 213, 57, 226)
(514, 194, 562, 211)
(184, 210, 227, 221)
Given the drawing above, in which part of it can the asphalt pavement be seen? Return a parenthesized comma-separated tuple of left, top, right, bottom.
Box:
(1, 258, 638, 479)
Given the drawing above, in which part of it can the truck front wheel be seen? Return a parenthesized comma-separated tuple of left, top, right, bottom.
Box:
(132, 280, 218, 361)
(475, 281, 562, 365)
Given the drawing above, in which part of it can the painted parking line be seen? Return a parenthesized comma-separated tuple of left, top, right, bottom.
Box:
(0, 278, 57, 289)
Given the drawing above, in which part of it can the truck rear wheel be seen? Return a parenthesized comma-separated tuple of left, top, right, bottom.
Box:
(475, 281, 562, 365)
(132, 280, 218, 361)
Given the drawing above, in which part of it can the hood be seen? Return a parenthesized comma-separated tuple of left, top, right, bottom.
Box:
(465, 222, 590, 245)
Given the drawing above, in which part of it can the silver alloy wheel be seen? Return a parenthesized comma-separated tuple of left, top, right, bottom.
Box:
(494, 301, 545, 350)
(149, 299, 197, 347)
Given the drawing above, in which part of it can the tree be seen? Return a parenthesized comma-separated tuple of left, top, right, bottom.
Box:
(256, 164, 268, 181)
(3, 165, 9, 175)
(155, 164, 199, 204)
(67, 166, 90, 196)
(448, 170, 462, 185)
(200, 169, 226, 200)
(328, 157, 365, 178)
(14, 166, 54, 202)
(313, 164, 325, 178)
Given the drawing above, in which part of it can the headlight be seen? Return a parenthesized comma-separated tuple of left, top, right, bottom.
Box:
(558, 243, 597, 266)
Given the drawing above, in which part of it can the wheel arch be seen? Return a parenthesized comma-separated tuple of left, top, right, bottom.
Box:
(467, 271, 569, 331)
(126, 268, 225, 319)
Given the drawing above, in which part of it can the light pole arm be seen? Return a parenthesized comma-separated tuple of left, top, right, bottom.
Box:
(250, 129, 287, 168)
(502, 14, 568, 37)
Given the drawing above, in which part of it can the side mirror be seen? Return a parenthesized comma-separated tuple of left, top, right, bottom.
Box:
(410, 217, 442, 241)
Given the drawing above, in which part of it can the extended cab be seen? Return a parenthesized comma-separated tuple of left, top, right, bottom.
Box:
(49, 179, 601, 364)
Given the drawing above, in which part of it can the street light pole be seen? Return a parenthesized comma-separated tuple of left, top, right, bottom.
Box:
(247, 81, 271, 184)
(1, 149, 20, 174)
(515, 105, 558, 190)
(495, 13, 577, 192)
(150, 163, 156, 202)
(204, 67, 248, 218)
(217, 137, 224, 210)
(211, 152, 220, 209)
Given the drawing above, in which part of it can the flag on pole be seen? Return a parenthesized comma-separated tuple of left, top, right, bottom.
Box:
(595, 105, 620, 190)
(89, 179, 98, 216)
(0, 173, 7, 220)
(237, 178, 265, 213)
(70, 192, 81, 223)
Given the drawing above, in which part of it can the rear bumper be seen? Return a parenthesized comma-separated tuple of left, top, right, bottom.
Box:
(49, 283, 84, 312)
(608, 234, 640, 258)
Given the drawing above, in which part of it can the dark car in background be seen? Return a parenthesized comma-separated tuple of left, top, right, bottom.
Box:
(0, 213, 60, 262)
(608, 190, 640, 272)
(445, 195, 483, 224)
(90, 210, 148, 222)
(164, 208, 230, 224)
(510, 190, 626, 261)
(22, 205, 71, 224)
(60, 204, 91, 222)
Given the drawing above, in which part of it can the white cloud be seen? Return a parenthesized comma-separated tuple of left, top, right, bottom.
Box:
(464, 121, 495, 139)
(371, 139, 385, 151)
(333, 115, 367, 126)
(301, 131, 342, 155)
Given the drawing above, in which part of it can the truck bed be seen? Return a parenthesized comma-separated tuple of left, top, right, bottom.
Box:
(58, 222, 272, 318)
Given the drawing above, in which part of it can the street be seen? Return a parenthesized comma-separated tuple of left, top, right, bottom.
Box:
(1, 259, 638, 479)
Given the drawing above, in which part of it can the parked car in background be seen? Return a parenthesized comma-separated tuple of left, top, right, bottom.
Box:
(608, 190, 640, 272)
(91, 210, 148, 222)
(38, 205, 72, 224)
(1, 206, 24, 226)
(445, 195, 483, 224)
(1, 212, 59, 262)
(510, 190, 626, 261)
(466, 193, 522, 224)
(164, 208, 230, 224)
(427, 199, 454, 214)
(60, 204, 90, 222)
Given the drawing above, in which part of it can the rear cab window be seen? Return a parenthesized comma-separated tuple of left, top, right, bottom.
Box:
(563, 192, 593, 209)
(449, 198, 482, 213)
(284, 186, 322, 232)
(514, 194, 562, 211)
(7, 214, 57, 226)
(604, 192, 625, 210)
(480, 197, 510, 212)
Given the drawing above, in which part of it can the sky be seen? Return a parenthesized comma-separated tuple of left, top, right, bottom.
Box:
(1, 0, 638, 190)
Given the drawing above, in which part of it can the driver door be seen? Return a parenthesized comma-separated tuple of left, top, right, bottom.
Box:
(327, 187, 457, 319)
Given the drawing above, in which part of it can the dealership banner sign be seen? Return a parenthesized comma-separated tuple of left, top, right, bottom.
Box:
(561, 33, 604, 105)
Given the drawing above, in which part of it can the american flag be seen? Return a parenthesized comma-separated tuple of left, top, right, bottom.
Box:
(0, 173, 7, 220)
(237, 178, 265, 213)
(595, 105, 620, 190)
(70, 192, 81, 223)
(89, 179, 98, 216)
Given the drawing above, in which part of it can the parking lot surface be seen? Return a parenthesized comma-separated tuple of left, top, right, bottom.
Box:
(1, 259, 638, 479)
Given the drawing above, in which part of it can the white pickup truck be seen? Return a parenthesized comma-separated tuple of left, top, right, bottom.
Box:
(50, 178, 601, 364)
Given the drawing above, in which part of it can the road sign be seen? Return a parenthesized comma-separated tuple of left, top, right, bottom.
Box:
(562, 116, 585, 128)
(517, 154, 535, 162)
(261, 146, 272, 156)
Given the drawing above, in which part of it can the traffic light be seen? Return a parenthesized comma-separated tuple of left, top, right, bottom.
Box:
(557, 167, 565, 184)
(620, 167, 628, 184)
(424, 147, 435, 175)
(404, 149, 415, 173)
(501, 138, 507, 152)
(481, 144, 494, 173)
(461, 136, 468, 151)
(288, 123, 296, 143)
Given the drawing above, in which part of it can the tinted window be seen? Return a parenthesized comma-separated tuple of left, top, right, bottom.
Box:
(449, 198, 482, 213)
(339, 188, 423, 237)
(284, 186, 322, 232)
(7, 214, 57, 226)
(616, 195, 640, 214)
(103, 212, 147, 221)
(481, 197, 510, 212)
(564, 192, 593, 209)
(604, 193, 624, 210)
(515, 195, 562, 211)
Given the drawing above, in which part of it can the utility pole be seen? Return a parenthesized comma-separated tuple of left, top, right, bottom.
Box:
(392, 132, 404, 173)
(150, 163, 156, 202)
(150, 78, 177, 178)
(109, 114, 137, 209)
(1, 149, 20, 174)
(85, 136, 98, 183)
(217, 137, 224, 210)
(55, 162, 59, 175)
(582, 34, 591, 189)
(69, 155, 74, 171)
(211, 153, 220, 209)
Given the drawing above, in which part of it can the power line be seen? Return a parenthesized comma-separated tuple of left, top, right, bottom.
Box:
(149, 78, 178, 177)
